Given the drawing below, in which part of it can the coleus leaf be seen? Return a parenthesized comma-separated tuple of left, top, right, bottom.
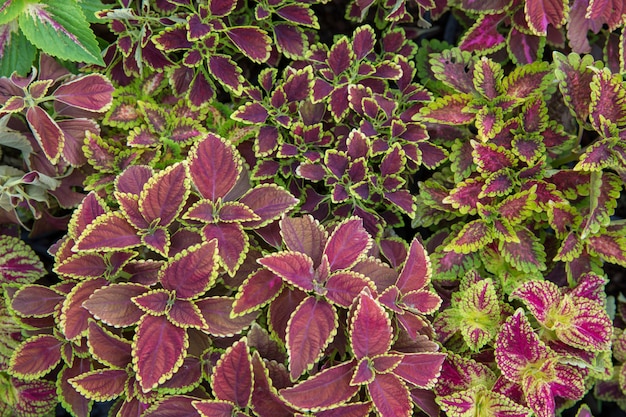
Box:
(498, 227, 547, 273)
(187, 132, 242, 202)
(280, 215, 327, 266)
(26, 104, 64, 163)
(159, 240, 219, 299)
(9, 334, 63, 380)
(324, 217, 372, 271)
(233, 268, 283, 316)
(418, 94, 475, 125)
(351, 290, 393, 359)
(445, 219, 493, 254)
(524, 0, 568, 35)
(52, 73, 113, 112)
(437, 385, 532, 417)
(367, 372, 412, 417)
(258, 251, 315, 291)
(86, 321, 132, 369)
(553, 52, 596, 121)
(457, 278, 502, 351)
(203, 222, 249, 277)
(75, 212, 142, 252)
(60, 277, 108, 340)
(579, 171, 621, 239)
(138, 162, 190, 227)
(279, 360, 359, 411)
(459, 13, 506, 54)
(69, 368, 128, 402)
(132, 314, 188, 392)
(196, 296, 257, 337)
(239, 184, 298, 228)
(83, 283, 148, 327)
(286, 297, 338, 380)
(210, 339, 253, 408)
(0, 235, 45, 283)
(10, 284, 64, 317)
(224, 26, 271, 63)
(589, 67, 626, 129)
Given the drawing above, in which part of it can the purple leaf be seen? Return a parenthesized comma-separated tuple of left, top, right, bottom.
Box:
(258, 251, 315, 291)
(26, 105, 63, 162)
(325, 271, 373, 307)
(351, 290, 392, 359)
(211, 339, 253, 407)
(133, 314, 188, 392)
(159, 240, 219, 299)
(525, 0, 567, 35)
(208, 55, 244, 94)
(83, 283, 147, 327)
(367, 373, 412, 417)
(459, 13, 506, 53)
(188, 133, 241, 201)
(233, 268, 283, 316)
(53, 74, 113, 112)
(286, 297, 338, 380)
(239, 184, 298, 228)
(203, 223, 248, 276)
(9, 335, 63, 379)
(276, 4, 316, 26)
(60, 278, 108, 340)
(324, 217, 371, 271)
(327, 37, 354, 76)
(76, 212, 142, 251)
(225, 27, 271, 63)
(196, 296, 257, 337)
(139, 162, 189, 227)
(273, 23, 307, 59)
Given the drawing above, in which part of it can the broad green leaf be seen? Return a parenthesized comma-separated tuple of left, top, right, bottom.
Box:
(18, 0, 104, 65)
(0, 26, 36, 77)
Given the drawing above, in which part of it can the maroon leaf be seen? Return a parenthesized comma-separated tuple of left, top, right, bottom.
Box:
(286, 297, 338, 380)
(208, 0, 237, 16)
(459, 13, 506, 53)
(392, 352, 445, 388)
(133, 314, 188, 392)
(53, 74, 114, 112)
(196, 296, 257, 337)
(69, 369, 127, 401)
(258, 251, 315, 291)
(276, 4, 316, 26)
(26, 105, 63, 162)
(60, 278, 108, 340)
(212, 339, 253, 407)
(203, 223, 248, 276)
(207, 55, 244, 94)
(83, 283, 147, 327)
(396, 239, 431, 293)
(325, 271, 373, 307)
(280, 360, 359, 410)
(225, 27, 271, 63)
(9, 334, 63, 379)
(367, 373, 412, 417)
(132, 289, 171, 315)
(273, 23, 307, 59)
(239, 184, 298, 228)
(11, 285, 64, 317)
(233, 102, 268, 124)
(76, 212, 142, 251)
(115, 165, 153, 195)
(324, 217, 371, 271)
(188, 133, 241, 202)
(351, 290, 392, 359)
(139, 162, 189, 227)
(233, 268, 283, 316)
(87, 321, 132, 368)
(327, 37, 354, 76)
(159, 240, 219, 299)
(525, 0, 567, 35)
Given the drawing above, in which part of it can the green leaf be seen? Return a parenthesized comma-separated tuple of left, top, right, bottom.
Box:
(0, 26, 36, 77)
(76, 0, 106, 23)
(0, 0, 25, 25)
(18, 0, 104, 65)
(445, 219, 493, 254)
(580, 171, 622, 239)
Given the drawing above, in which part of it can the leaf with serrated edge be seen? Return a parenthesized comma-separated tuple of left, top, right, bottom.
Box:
(83, 283, 148, 327)
(367, 373, 412, 417)
(396, 238, 431, 293)
(187, 133, 242, 202)
(445, 219, 493, 254)
(75, 211, 142, 252)
(69, 369, 127, 401)
(0, 235, 45, 283)
(203, 222, 249, 276)
(239, 184, 299, 228)
(324, 217, 372, 271)
(9, 334, 63, 380)
(233, 268, 283, 316)
(351, 290, 392, 359)
(196, 296, 257, 337)
(159, 240, 219, 299)
(211, 339, 253, 407)
(132, 314, 188, 392)
(325, 271, 374, 308)
(287, 297, 338, 380)
(280, 215, 327, 266)
(11, 284, 63, 317)
(258, 251, 315, 291)
(87, 321, 131, 369)
(60, 278, 108, 340)
(279, 360, 359, 411)
(138, 162, 190, 227)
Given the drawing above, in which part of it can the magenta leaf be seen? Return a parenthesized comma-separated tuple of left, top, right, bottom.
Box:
(351, 290, 393, 359)
(60, 278, 108, 340)
(258, 251, 315, 291)
(225, 27, 271, 63)
(187, 133, 241, 201)
(9, 334, 63, 379)
(83, 283, 148, 327)
(367, 373, 412, 417)
(26, 105, 63, 162)
(239, 184, 298, 228)
(459, 13, 506, 53)
(280, 360, 359, 410)
(286, 297, 338, 380)
(132, 314, 188, 392)
(510, 280, 561, 323)
(396, 238, 432, 293)
(324, 217, 371, 271)
(69, 369, 127, 401)
(138, 162, 189, 227)
(159, 240, 219, 299)
(211, 339, 253, 407)
(53, 74, 114, 112)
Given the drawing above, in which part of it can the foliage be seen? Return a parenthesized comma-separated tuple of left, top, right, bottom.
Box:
(1, 0, 626, 417)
